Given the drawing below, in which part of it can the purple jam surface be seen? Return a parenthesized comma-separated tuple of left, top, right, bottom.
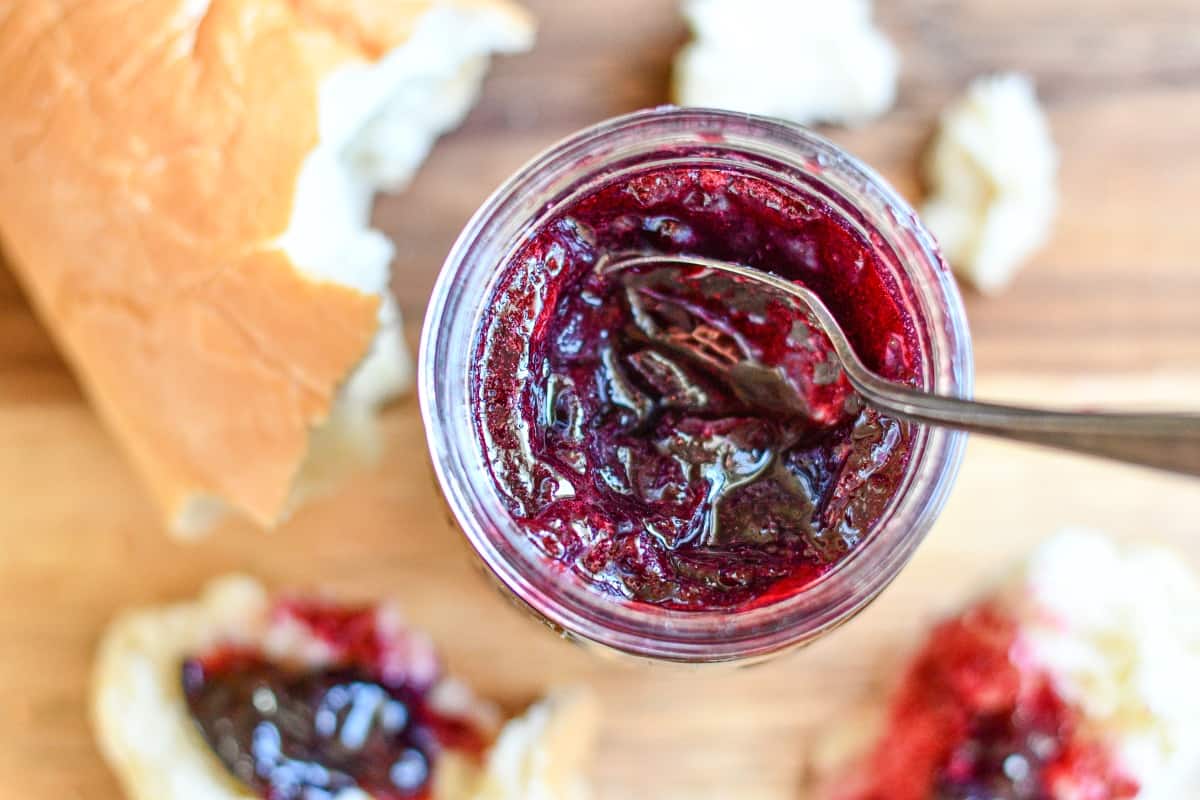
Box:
(473, 166, 923, 611)
(182, 606, 487, 800)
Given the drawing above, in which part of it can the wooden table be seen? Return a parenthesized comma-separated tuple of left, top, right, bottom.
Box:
(2, 2, 1199, 798)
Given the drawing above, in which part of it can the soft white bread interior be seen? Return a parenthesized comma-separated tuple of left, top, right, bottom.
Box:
(0, 0, 534, 535)
(473, 688, 600, 800)
(92, 576, 598, 800)
(673, 0, 898, 126)
(922, 73, 1058, 294)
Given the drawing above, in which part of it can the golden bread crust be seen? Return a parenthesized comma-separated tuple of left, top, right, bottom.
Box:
(0, 0, 529, 528)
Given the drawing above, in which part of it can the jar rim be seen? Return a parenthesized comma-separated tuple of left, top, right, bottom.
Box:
(420, 107, 973, 662)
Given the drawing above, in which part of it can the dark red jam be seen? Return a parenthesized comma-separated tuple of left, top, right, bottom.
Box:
(473, 165, 923, 610)
(833, 604, 1138, 800)
(182, 602, 488, 800)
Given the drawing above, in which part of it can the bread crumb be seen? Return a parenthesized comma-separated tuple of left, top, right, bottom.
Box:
(922, 73, 1058, 294)
(672, 0, 898, 126)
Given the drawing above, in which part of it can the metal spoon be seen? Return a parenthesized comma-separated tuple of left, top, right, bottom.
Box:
(602, 254, 1200, 477)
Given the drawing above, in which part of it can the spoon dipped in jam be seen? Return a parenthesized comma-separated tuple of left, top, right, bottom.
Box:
(601, 253, 1200, 478)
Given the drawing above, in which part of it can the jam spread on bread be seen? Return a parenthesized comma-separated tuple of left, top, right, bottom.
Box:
(836, 604, 1138, 800)
(183, 602, 487, 800)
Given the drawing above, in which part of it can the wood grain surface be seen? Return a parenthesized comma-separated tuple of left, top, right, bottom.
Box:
(2, 2, 1200, 799)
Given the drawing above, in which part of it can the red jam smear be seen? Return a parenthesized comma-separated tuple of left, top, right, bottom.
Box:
(182, 602, 488, 800)
(835, 604, 1138, 800)
(473, 166, 922, 610)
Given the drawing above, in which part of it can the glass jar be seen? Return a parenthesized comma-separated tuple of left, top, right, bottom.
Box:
(419, 108, 972, 663)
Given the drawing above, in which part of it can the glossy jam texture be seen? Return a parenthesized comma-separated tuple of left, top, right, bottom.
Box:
(183, 602, 487, 800)
(835, 605, 1138, 800)
(474, 166, 922, 610)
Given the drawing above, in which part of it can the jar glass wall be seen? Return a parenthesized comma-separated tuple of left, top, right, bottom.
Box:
(420, 108, 973, 663)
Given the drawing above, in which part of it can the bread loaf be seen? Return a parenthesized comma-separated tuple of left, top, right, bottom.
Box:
(0, 0, 534, 534)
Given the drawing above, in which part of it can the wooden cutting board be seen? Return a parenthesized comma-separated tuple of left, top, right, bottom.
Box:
(2, 1, 1200, 799)
(2, 372, 1198, 800)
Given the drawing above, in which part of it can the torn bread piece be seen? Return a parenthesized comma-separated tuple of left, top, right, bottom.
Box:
(922, 73, 1058, 294)
(809, 530, 1200, 800)
(92, 576, 598, 800)
(672, 0, 898, 126)
(0, 0, 535, 536)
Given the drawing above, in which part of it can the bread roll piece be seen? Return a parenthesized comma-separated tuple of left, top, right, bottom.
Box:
(672, 0, 898, 126)
(0, 1, 534, 535)
(92, 576, 599, 800)
(922, 74, 1058, 294)
(808, 530, 1200, 800)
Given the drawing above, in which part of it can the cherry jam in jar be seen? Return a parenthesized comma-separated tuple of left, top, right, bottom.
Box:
(421, 109, 972, 662)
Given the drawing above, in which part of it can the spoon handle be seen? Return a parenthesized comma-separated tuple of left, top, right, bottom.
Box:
(599, 253, 1200, 477)
(859, 375, 1200, 477)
